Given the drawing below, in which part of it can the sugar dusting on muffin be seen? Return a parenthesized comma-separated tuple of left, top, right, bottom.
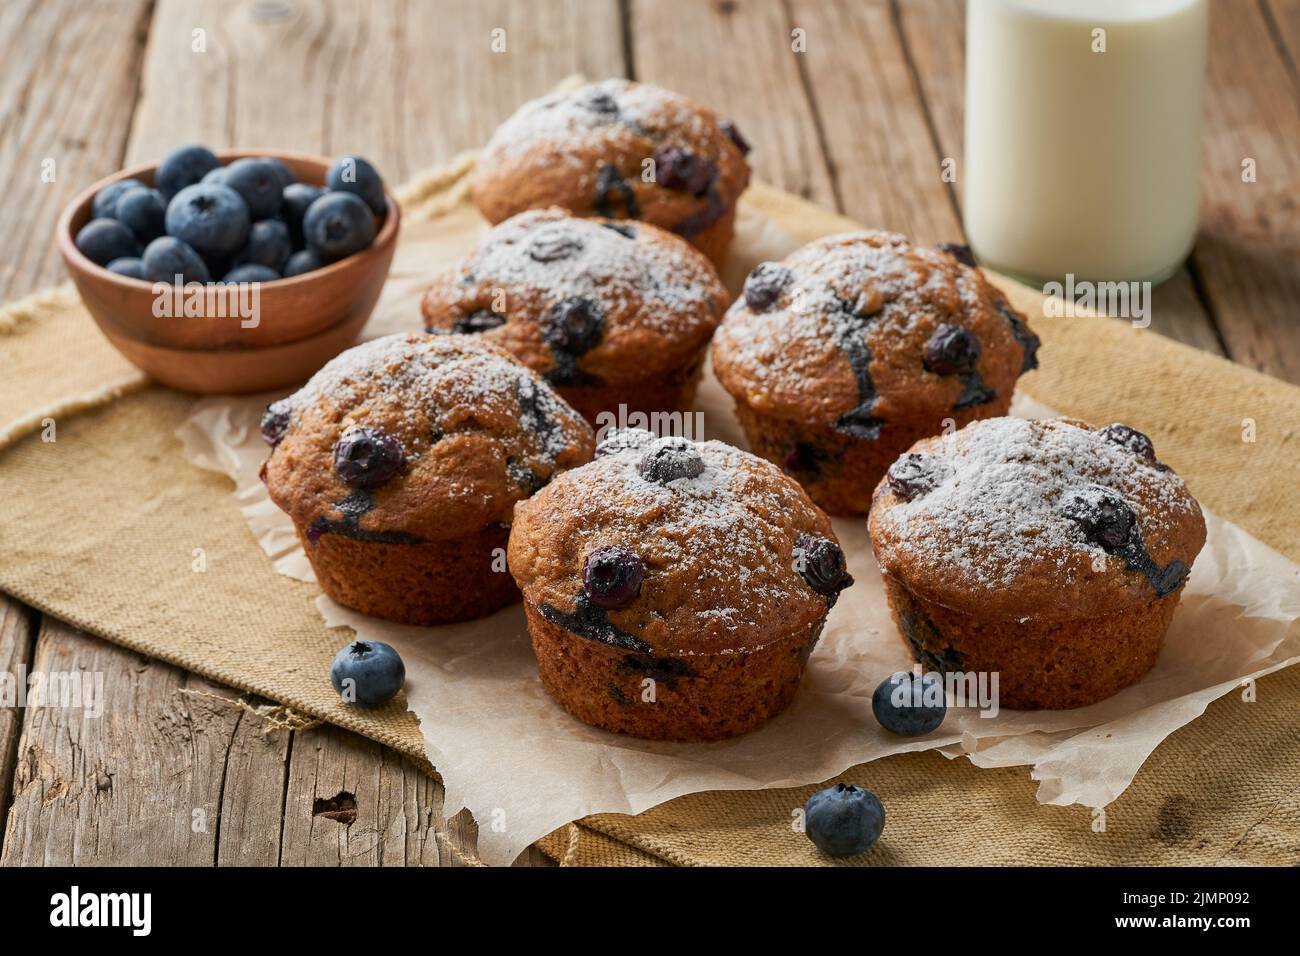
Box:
(871, 417, 1203, 593)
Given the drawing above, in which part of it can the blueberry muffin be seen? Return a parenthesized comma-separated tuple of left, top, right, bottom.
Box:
(261, 333, 595, 625)
(868, 417, 1206, 709)
(507, 428, 854, 741)
(421, 208, 728, 424)
(472, 79, 752, 267)
(711, 231, 1040, 516)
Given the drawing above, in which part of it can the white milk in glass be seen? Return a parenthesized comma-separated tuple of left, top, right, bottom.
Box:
(964, 0, 1208, 283)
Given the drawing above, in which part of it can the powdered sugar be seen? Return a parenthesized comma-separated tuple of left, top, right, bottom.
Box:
(874, 417, 1200, 589)
(462, 209, 719, 328)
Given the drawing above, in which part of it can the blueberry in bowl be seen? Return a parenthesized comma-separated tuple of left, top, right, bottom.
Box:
(57, 147, 401, 393)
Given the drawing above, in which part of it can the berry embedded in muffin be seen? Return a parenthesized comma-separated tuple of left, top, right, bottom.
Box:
(262, 332, 595, 625)
(711, 231, 1040, 516)
(507, 428, 853, 741)
(421, 208, 729, 424)
(471, 80, 752, 267)
(868, 417, 1206, 710)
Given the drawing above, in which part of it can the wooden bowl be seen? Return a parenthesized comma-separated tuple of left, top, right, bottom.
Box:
(56, 149, 400, 394)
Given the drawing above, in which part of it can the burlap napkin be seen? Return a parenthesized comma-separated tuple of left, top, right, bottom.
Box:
(2, 161, 1297, 866)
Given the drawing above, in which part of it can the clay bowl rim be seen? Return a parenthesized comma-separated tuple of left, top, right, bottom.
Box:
(55, 147, 401, 307)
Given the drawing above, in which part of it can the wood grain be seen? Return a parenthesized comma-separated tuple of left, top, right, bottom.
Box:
(629, 0, 838, 207)
(893, 0, 1226, 356)
(0, 596, 34, 857)
(0, 0, 153, 301)
(1192, 0, 1300, 382)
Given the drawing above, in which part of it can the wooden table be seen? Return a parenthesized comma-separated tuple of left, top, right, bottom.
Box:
(2, 0, 1297, 867)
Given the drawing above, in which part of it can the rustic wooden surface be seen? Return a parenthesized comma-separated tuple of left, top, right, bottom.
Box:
(1, 0, 1297, 866)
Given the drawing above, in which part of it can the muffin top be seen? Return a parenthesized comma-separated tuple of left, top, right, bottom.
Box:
(262, 333, 594, 542)
(711, 231, 1040, 436)
(508, 428, 854, 657)
(472, 79, 751, 242)
(868, 417, 1206, 621)
(420, 208, 729, 386)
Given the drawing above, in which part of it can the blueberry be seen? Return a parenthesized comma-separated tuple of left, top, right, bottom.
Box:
(113, 186, 166, 242)
(654, 147, 717, 196)
(260, 400, 291, 446)
(74, 219, 140, 266)
(221, 264, 279, 284)
(325, 155, 386, 216)
(544, 296, 603, 354)
(281, 182, 325, 241)
(576, 88, 619, 115)
(234, 219, 292, 272)
(329, 639, 405, 708)
(222, 157, 285, 219)
(935, 242, 977, 268)
(742, 262, 791, 311)
(303, 192, 377, 261)
(803, 784, 885, 857)
(91, 178, 144, 220)
(795, 533, 853, 600)
(720, 119, 751, 155)
(1099, 423, 1157, 463)
(999, 303, 1040, 374)
(1064, 486, 1135, 551)
(638, 438, 705, 483)
(528, 228, 584, 262)
(201, 166, 229, 185)
(142, 236, 211, 284)
(156, 144, 221, 201)
(105, 256, 146, 280)
(582, 546, 645, 610)
(283, 249, 325, 278)
(450, 309, 505, 334)
(263, 156, 296, 188)
(165, 183, 251, 258)
(872, 671, 947, 736)
(923, 323, 981, 375)
(886, 452, 946, 501)
(333, 427, 404, 489)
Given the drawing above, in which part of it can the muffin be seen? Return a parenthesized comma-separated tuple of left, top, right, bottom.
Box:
(472, 79, 752, 267)
(507, 428, 854, 741)
(711, 231, 1040, 516)
(261, 333, 594, 625)
(868, 417, 1206, 710)
(420, 208, 729, 424)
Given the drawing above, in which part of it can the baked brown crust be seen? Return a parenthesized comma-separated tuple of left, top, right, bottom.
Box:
(264, 333, 594, 542)
(508, 428, 852, 739)
(420, 208, 728, 397)
(711, 230, 1036, 427)
(868, 417, 1207, 622)
(472, 80, 751, 263)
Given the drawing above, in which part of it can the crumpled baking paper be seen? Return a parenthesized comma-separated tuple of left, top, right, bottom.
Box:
(176, 205, 1300, 865)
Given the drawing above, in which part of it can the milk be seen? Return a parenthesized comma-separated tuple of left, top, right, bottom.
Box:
(964, 0, 1208, 283)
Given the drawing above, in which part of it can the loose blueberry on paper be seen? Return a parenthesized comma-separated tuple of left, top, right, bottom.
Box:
(872, 671, 947, 736)
(82, 144, 387, 283)
(803, 784, 885, 857)
(330, 640, 405, 708)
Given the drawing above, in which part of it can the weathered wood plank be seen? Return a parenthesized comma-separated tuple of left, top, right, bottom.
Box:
(629, 0, 838, 207)
(1193, 0, 1300, 383)
(0, 0, 154, 301)
(0, 621, 243, 866)
(212, 695, 293, 867)
(129, 0, 624, 181)
(787, 0, 962, 241)
(277, 723, 447, 866)
(0, 597, 35, 858)
(893, 0, 1226, 356)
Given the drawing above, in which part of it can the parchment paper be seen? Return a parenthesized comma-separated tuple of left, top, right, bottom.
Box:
(176, 205, 1300, 865)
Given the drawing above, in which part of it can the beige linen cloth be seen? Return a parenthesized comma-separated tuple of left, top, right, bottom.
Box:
(2, 157, 1298, 866)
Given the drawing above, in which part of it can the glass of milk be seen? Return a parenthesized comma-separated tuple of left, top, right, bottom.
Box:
(964, 0, 1208, 284)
